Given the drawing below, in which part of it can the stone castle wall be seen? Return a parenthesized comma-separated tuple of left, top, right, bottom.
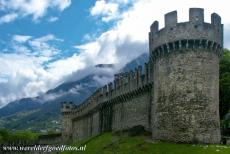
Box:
(61, 8, 223, 144)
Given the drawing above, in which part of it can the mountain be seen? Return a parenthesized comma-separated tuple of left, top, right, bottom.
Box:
(0, 75, 103, 132)
(0, 98, 42, 117)
(122, 53, 149, 72)
(0, 53, 148, 132)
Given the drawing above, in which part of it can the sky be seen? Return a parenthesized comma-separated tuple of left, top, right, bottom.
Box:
(0, 0, 230, 108)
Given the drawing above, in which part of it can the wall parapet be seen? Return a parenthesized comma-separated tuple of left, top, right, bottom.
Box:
(61, 63, 153, 120)
(149, 8, 223, 55)
(72, 83, 153, 121)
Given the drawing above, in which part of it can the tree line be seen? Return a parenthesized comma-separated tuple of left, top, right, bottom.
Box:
(0, 129, 38, 145)
(220, 49, 230, 119)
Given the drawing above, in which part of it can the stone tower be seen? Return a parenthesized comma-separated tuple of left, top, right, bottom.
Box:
(61, 102, 75, 142)
(149, 8, 223, 143)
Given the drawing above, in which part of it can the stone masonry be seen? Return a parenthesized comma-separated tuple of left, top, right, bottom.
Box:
(61, 8, 223, 144)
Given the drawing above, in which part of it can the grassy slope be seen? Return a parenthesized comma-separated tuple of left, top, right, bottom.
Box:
(62, 133, 230, 154)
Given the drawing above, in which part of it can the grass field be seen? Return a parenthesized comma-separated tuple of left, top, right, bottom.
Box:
(62, 132, 230, 154)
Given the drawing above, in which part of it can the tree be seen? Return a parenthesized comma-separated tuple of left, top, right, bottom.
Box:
(0, 129, 38, 144)
(0, 129, 10, 143)
(220, 49, 230, 119)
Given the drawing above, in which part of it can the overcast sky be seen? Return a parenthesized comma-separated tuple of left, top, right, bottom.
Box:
(0, 0, 229, 107)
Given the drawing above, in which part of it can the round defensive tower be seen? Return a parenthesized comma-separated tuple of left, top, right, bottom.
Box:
(149, 8, 223, 143)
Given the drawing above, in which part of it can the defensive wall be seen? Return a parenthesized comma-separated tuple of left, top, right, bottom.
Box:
(61, 8, 223, 144)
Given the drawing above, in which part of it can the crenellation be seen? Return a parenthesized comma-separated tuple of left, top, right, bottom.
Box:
(150, 21, 159, 33)
(102, 85, 108, 96)
(118, 75, 123, 95)
(165, 11, 177, 27)
(61, 102, 75, 113)
(122, 73, 128, 93)
(117, 74, 122, 95)
(122, 73, 128, 94)
(189, 8, 204, 23)
(141, 75, 145, 87)
(108, 82, 113, 95)
(144, 62, 149, 84)
(113, 75, 118, 96)
(150, 10, 223, 52)
(134, 68, 138, 89)
(211, 13, 221, 26)
(137, 65, 142, 87)
(128, 70, 134, 91)
(61, 8, 223, 144)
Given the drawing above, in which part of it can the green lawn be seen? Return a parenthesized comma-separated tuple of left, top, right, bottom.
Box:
(62, 133, 230, 154)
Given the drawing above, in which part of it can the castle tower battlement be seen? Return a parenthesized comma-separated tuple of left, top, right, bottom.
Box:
(149, 8, 223, 61)
(61, 102, 75, 114)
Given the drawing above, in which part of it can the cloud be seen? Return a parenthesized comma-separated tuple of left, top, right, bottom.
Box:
(77, 0, 151, 70)
(90, 0, 119, 22)
(0, 13, 18, 24)
(33, 34, 61, 42)
(11, 34, 62, 59)
(65, 64, 118, 84)
(0, 53, 53, 106)
(0, 34, 64, 95)
(51, 0, 71, 11)
(224, 24, 230, 49)
(46, 53, 87, 81)
(48, 16, 58, 22)
(28, 35, 61, 58)
(13, 35, 32, 43)
(0, 0, 71, 23)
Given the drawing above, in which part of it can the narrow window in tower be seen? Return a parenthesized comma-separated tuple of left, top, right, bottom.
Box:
(212, 42, 217, 50)
(207, 41, 212, 49)
(194, 40, 200, 48)
(159, 46, 163, 57)
(181, 40, 187, 48)
(154, 49, 158, 57)
(153, 49, 157, 59)
(169, 42, 174, 50)
(188, 40, 194, 49)
(201, 39, 207, 48)
(163, 44, 168, 53)
(175, 41, 179, 50)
